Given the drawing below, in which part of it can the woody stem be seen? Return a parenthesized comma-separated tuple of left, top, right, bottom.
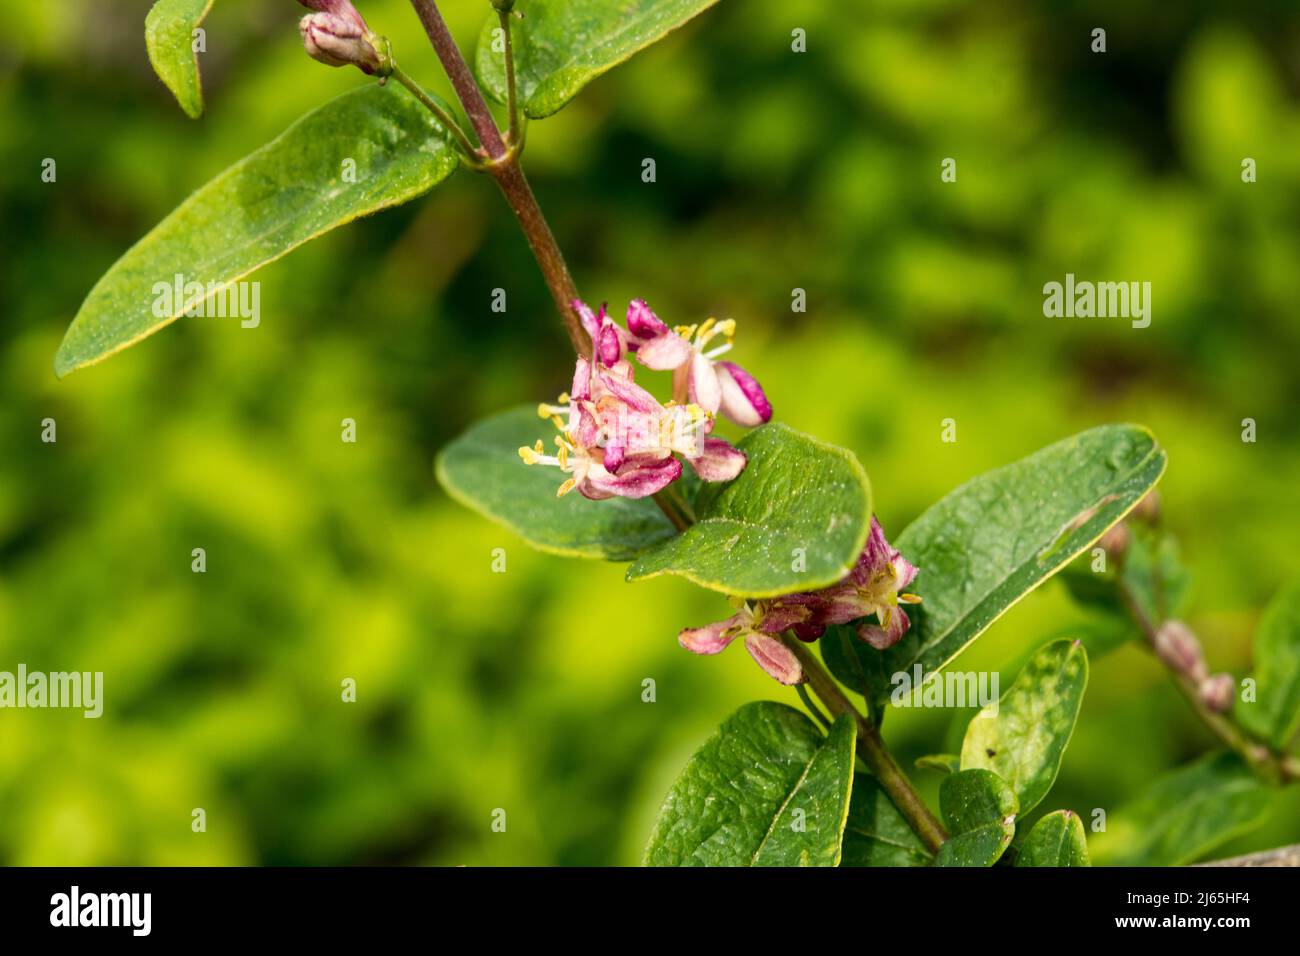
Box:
(780, 634, 949, 854)
(407, 0, 588, 353)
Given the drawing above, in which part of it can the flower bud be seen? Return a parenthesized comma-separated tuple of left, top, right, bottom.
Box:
(1130, 490, 1160, 524)
(1198, 673, 1235, 713)
(491, 0, 517, 12)
(299, 12, 386, 76)
(1097, 523, 1130, 559)
(1153, 620, 1207, 683)
(297, 0, 365, 26)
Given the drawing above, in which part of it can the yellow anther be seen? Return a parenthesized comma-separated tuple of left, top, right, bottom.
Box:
(715, 318, 736, 340)
(536, 403, 551, 419)
(518, 446, 538, 464)
(898, 593, 923, 604)
(550, 414, 566, 432)
(556, 478, 577, 497)
(696, 317, 717, 343)
(557, 445, 569, 469)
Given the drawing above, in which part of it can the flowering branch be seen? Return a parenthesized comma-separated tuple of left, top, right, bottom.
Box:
(1118, 580, 1300, 784)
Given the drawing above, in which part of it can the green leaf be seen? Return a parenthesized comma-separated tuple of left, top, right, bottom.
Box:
(1093, 753, 1272, 866)
(933, 769, 1018, 867)
(145, 0, 215, 119)
(626, 424, 873, 597)
(876, 425, 1166, 703)
(1238, 579, 1300, 748)
(436, 405, 676, 560)
(476, 0, 721, 119)
(820, 625, 892, 724)
(840, 773, 933, 867)
(1015, 810, 1091, 866)
(643, 704, 856, 866)
(960, 639, 1089, 815)
(55, 86, 458, 377)
(915, 754, 960, 774)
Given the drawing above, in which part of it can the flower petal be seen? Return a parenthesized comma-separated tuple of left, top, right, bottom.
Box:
(678, 613, 747, 654)
(596, 366, 662, 414)
(857, 605, 910, 649)
(686, 437, 747, 482)
(892, 554, 919, 591)
(626, 298, 670, 341)
(572, 299, 602, 340)
(597, 319, 624, 366)
(583, 455, 681, 499)
(862, 516, 894, 573)
(635, 331, 693, 370)
(687, 351, 722, 414)
(744, 633, 804, 685)
(569, 356, 593, 403)
(715, 361, 773, 426)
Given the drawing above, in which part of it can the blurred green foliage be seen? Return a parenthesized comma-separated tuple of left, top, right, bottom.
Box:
(1, 0, 1298, 865)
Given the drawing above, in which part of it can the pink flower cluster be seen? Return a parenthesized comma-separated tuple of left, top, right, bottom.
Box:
(519, 299, 772, 500)
(679, 518, 923, 685)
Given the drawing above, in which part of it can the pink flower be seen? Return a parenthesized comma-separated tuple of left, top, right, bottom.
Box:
(572, 298, 773, 428)
(774, 517, 923, 648)
(625, 299, 773, 427)
(678, 601, 810, 685)
(520, 356, 747, 498)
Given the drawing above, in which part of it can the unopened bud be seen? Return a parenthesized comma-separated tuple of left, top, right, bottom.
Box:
(297, 0, 365, 24)
(299, 12, 388, 76)
(1198, 673, 1234, 713)
(1153, 620, 1207, 683)
(1130, 490, 1160, 524)
(1097, 523, 1130, 558)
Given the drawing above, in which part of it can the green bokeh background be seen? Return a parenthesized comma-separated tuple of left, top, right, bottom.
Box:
(1, 0, 1298, 865)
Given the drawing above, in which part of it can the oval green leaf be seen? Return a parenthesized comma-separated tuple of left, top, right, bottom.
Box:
(933, 768, 1018, 867)
(875, 424, 1166, 703)
(643, 704, 856, 867)
(960, 639, 1089, 815)
(1238, 578, 1300, 748)
(146, 0, 215, 119)
(435, 405, 677, 561)
(476, 0, 721, 118)
(55, 85, 459, 377)
(840, 773, 933, 867)
(626, 423, 872, 597)
(1015, 810, 1090, 867)
(1092, 752, 1272, 866)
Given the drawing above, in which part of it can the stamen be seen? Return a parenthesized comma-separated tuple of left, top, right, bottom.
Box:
(702, 342, 733, 361)
(556, 478, 577, 497)
(898, 593, 923, 604)
(694, 317, 717, 345)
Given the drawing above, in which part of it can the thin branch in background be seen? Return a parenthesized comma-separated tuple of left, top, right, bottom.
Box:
(1116, 577, 1297, 784)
